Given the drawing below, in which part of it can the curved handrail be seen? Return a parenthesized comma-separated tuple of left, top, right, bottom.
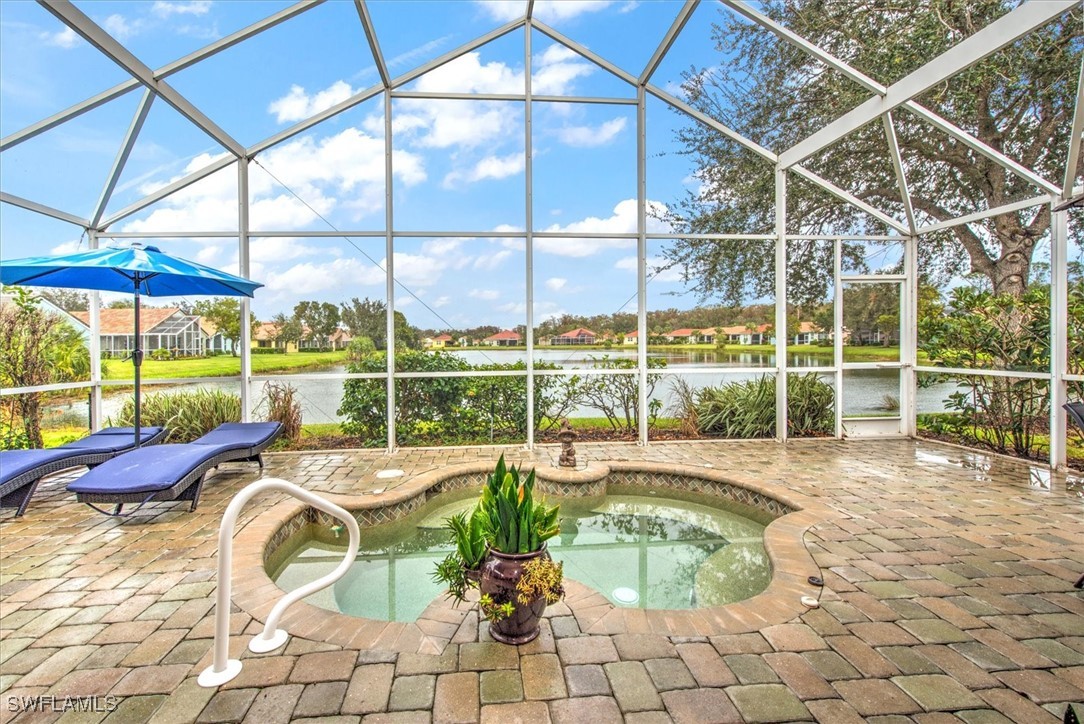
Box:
(198, 477, 360, 688)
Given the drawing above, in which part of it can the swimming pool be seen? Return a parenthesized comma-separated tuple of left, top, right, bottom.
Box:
(270, 488, 771, 622)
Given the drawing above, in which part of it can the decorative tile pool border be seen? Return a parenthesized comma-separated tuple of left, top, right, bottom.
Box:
(238, 459, 842, 655)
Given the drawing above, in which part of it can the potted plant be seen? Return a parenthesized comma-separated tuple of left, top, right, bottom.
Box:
(431, 455, 563, 644)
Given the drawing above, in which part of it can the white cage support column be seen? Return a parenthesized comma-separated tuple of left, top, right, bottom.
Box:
(774, 169, 788, 442)
(87, 229, 103, 431)
(636, 85, 649, 446)
(524, 21, 535, 451)
(384, 89, 396, 453)
(238, 159, 252, 422)
(1050, 205, 1069, 470)
(902, 234, 918, 437)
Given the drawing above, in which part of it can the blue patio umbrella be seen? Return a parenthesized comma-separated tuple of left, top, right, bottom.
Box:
(1, 244, 262, 447)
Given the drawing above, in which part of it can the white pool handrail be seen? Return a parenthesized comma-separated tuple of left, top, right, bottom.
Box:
(198, 477, 360, 688)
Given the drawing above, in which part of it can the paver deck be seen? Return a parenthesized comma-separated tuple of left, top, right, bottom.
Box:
(1, 438, 1082, 723)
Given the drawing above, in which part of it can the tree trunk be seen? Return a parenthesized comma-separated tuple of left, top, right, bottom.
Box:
(19, 393, 43, 449)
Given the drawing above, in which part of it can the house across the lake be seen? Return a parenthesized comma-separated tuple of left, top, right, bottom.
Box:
(551, 327, 597, 345)
(71, 307, 227, 357)
(483, 330, 522, 347)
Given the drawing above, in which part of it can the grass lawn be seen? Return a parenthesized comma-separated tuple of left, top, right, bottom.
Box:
(102, 350, 349, 380)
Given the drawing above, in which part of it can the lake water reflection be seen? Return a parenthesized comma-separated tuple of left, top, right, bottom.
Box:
(60, 348, 959, 428)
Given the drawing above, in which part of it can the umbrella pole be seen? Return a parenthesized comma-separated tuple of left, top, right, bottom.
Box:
(133, 279, 142, 449)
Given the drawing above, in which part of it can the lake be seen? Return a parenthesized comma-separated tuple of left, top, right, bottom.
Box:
(50, 348, 960, 428)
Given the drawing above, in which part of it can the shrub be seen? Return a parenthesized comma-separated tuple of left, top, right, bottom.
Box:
(258, 382, 302, 442)
(251, 347, 286, 355)
(149, 348, 172, 361)
(689, 373, 834, 438)
(108, 389, 241, 442)
(577, 355, 665, 432)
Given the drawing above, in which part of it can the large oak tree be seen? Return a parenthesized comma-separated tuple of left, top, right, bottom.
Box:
(664, 0, 1081, 304)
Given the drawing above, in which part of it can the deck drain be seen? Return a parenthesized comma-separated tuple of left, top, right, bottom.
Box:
(613, 587, 639, 605)
(376, 469, 404, 479)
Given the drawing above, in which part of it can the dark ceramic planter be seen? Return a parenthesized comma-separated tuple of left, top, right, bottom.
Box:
(479, 545, 549, 645)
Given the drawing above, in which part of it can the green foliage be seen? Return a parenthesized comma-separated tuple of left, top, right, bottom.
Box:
(108, 389, 242, 443)
(193, 297, 255, 356)
(339, 297, 419, 350)
(347, 336, 376, 360)
(269, 311, 303, 351)
(478, 594, 515, 623)
(919, 285, 1054, 457)
(447, 508, 487, 569)
(664, 1, 1082, 300)
(0, 287, 90, 448)
(293, 301, 340, 347)
(515, 558, 564, 606)
(577, 355, 666, 432)
(149, 348, 172, 361)
(338, 351, 581, 446)
(478, 455, 560, 554)
(683, 373, 834, 439)
(258, 382, 302, 442)
(431, 554, 471, 604)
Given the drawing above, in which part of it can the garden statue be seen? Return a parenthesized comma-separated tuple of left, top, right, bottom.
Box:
(558, 418, 577, 468)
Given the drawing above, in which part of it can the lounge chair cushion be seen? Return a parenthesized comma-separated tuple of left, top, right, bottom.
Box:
(1, 449, 82, 485)
(191, 422, 281, 450)
(67, 444, 226, 495)
(59, 427, 166, 452)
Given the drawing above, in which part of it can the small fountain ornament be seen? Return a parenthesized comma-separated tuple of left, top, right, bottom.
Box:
(557, 418, 577, 468)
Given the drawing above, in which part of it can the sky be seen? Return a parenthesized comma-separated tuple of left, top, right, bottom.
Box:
(3, 0, 1048, 332)
(0, 0, 758, 331)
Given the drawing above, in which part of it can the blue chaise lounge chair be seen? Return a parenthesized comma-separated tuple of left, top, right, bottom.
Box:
(0, 427, 168, 517)
(67, 422, 283, 515)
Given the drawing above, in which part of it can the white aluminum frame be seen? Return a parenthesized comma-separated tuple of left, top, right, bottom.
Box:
(1, 0, 1080, 466)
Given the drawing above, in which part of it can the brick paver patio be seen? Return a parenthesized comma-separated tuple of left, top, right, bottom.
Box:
(1, 438, 1082, 723)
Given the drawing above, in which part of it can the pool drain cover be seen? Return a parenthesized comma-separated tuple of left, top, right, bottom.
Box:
(613, 587, 639, 604)
(376, 469, 404, 479)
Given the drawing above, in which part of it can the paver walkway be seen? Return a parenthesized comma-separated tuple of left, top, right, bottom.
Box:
(1, 438, 1082, 723)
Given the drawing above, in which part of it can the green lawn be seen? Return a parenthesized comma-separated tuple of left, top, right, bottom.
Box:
(102, 350, 349, 380)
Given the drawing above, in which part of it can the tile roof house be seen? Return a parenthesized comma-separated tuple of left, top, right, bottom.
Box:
(551, 327, 597, 345)
(71, 307, 210, 357)
(426, 333, 455, 348)
(483, 330, 522, 347)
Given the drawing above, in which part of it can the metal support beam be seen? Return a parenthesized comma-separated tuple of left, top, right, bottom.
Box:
(790, 166, 910, 234)
(916, 194, 1051, 236)
(525, 24, 535, 450)
(87, 230, 102, 431)
(39, 0, 246, 158)
(723, 0, 1060, 194)
(2, 1, 322, 153)
(833, 240, 843, 439)
(1064, 55, 1084, 198)
(100, 155, 236, 229)
(902, 235, 918, 437)
(384, 89, 396, 453)
(92, 90, 154, 229)
(882, 112, 917, 234)
(1050, 206, 1069, 470)
(238, 161, 253, 422)
(391, 19, 525, 89)
(532, 21, 639, 88)
(639, 0, 698, 86)
(355, 0, 389, 88)
(777, 0, 1076, 169)
(637, 85, 649, 447)
(775, 169, 787, 442)
(0, 193, 88, 228)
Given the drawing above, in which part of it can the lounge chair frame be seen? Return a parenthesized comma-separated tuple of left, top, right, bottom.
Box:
(1, 428, 169, 517)
(73, 432, 278, 515)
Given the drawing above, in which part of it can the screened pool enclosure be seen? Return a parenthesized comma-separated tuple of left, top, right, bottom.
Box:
(1, 1, 1081, 468)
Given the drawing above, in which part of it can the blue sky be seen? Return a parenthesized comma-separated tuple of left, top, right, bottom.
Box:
(2, 0, 939, 331)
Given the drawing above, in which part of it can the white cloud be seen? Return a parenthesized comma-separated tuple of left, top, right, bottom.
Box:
(152, 0, 213, 17)
(268, 81, 355, 124)
(264, 257, 385, 296)
(476, 0, 615, 23)
(532, 45, 595, 95)
(433, 296, 451, 308)
(545, 277, 566, 291)
(123, 127, 425, 234)
(535, 198, 670, 256)
(473, 250, 512, 270)
(41, 27, 78, 48)
(615, 255, 683, 282)
(50, 240, 83, 255)
(443, 153, 525, 187)
(102, 14, 139, 40)
(469, 289, 500, 300)
(557, 117, 627, 148)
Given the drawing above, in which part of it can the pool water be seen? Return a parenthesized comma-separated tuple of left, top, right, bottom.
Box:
(271, 489, 770, 622)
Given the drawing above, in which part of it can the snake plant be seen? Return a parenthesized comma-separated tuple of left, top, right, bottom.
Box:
(478, 455, 560, 554)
